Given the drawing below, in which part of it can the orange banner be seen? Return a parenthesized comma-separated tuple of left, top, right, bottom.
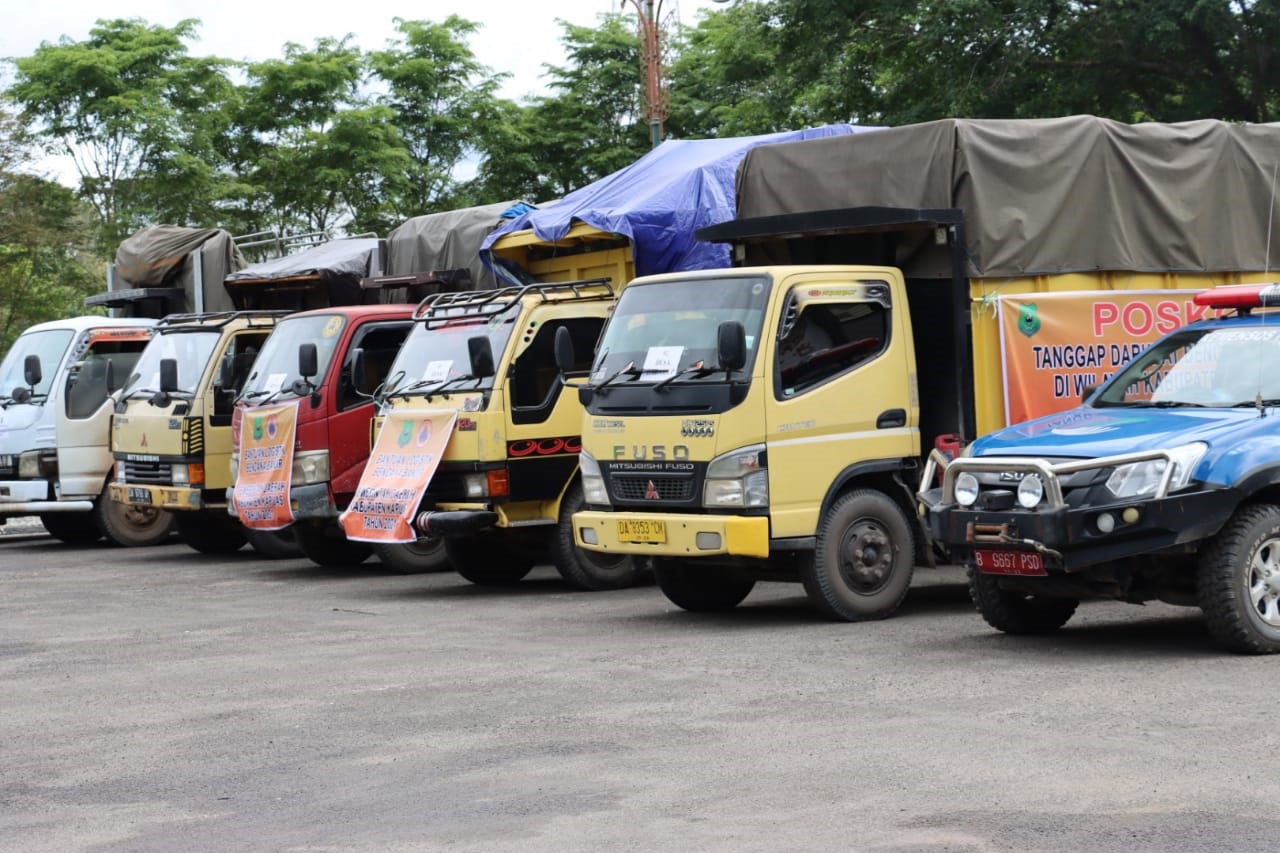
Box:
(339, 409, 457, 543)
(233, 401, 299, 530)
(998, 290, 1219, 424)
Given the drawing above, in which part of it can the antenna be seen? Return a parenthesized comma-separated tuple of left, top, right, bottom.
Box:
(1256, 161, 1279, 415)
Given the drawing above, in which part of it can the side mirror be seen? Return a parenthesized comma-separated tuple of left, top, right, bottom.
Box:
(23, 354, 41, 387)
(717, 321, 747, 373)
(467, 335, 495, 379)
(298, 342, 318, 379)
(159, 358, 179, 393)
(105, 359, 117, 393)
(350, 347, 372, 395)
(554, 326, 576, 372)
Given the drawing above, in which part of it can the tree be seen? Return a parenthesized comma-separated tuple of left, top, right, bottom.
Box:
(9, 18, 238, 251)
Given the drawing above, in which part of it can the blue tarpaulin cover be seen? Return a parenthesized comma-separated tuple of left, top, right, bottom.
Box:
(481, 125, 873, 277)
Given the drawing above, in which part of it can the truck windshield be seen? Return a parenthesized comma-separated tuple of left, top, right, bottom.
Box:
(1094, 325, 1280, 407)
(385, 316, 515, 396)
(591, 276, 771, 385)
(0, 328, 75, 401)
(240, 313, 344, 400)
(123, 329, 221, 396)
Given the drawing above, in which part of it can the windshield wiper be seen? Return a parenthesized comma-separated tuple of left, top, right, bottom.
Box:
(1126, 400, 1208, 408)
(652, 361, 715, 392)
(593, 361, 641, 394)
(396, 374, 481, 400)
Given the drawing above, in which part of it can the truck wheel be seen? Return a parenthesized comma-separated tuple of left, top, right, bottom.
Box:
(294, 523, 372, 567)
(444, 535, 534, 586)
(1197, 504, 1280, 654)
(653, 558, 754, 612)
(39, 512, 103, 545)
(94, 493, 174, 547)
(802, 489, 914, 621)
(245, 527, 302, 559)
(175, 512, 247, 555)
(372, 537, 450, 574)
(968, 567, 1078, 634)
(552, 484, 643, 590)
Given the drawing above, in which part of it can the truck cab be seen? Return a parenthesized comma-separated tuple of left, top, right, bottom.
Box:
(226, 304, 416, 567)
(920, 283, 1280, 654)
(0, 316, 171, 546)
(109, 311, 284, 554)
(347, 281, 646, 590)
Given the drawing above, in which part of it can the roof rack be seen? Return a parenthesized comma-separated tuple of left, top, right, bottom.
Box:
(84, 287, 188, 312)
(411, 278, 614, 326)
(155, 310, 291, 331)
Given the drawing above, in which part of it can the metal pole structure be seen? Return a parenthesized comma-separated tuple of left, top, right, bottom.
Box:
(621, 0, 665, 148)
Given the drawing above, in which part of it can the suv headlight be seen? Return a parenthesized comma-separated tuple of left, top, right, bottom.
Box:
(580, 451, 609, 505)
(1105, 442, 1207, 498)
(703, 444, 768, 508)
(292, 451, 330, 486)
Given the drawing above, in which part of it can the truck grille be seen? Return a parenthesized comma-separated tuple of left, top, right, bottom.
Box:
(612, 474, 696, 502)
(123, 459, 173, 485)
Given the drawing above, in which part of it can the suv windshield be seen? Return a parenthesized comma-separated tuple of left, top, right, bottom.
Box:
(1094, 324, 1280, 407)
(385, 315, 515, 396)
(124, 329, 221, 397)
(241, 313, 344, 400)
(591, 276, 771, 385)
(0, 328, 75, 401)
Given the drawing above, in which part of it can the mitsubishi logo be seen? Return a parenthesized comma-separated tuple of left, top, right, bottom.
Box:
(644, 480, 660, 500)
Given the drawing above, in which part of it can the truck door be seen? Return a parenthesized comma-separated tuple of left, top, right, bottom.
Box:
(504, 312, 605, 501)
(330, 320, 413, 495)
(763, 279, 916, 539)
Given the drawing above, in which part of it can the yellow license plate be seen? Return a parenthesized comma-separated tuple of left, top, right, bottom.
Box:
(617, 519, 666, 543)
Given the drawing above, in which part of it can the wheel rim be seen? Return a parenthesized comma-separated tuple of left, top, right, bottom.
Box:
(1248, 535, 1280, 627)
(403, 536, 442, 557)
(118, 503, 165, 531)
(585, 550, 628, 571)
(838, 517, 894, 595)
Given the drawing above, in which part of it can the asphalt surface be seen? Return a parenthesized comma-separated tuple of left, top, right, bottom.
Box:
(2, 531, 1278, 851)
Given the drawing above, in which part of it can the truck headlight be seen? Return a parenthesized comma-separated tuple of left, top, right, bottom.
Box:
(580, 451, 609, 505)
(171, 464, 190, 486)
(18, 450, 42, 479)
(462, 472, 488, 498)
(292, 451, 330, 486)
(1105, 442, 1207, 498)
(703, 444, 768, 508)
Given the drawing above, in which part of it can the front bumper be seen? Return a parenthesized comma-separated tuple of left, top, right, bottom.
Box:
(573, 510, 770, 559)
(226, 482, 335, 520)
(0, 479, 94, 514)
(109, 482, 205, 511)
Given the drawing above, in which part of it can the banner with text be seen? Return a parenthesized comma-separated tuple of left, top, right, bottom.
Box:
(339, 409, 457, 543)
(998, 290, 1217, 424)
(234, 400, 299, 530)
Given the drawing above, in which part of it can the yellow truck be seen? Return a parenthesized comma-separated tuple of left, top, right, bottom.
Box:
(362, 280, 645, 589)
(566, 117, 1277, 619)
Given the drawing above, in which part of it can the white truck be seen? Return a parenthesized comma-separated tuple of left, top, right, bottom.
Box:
(0, 315, 173, 545)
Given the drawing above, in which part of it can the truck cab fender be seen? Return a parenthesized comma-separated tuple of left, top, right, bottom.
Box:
(817, 458, 934, 568)
(1228, 464, 1280, 508)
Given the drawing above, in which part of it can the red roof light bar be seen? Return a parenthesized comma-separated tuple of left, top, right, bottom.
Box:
(1192, 283, 1280, 309)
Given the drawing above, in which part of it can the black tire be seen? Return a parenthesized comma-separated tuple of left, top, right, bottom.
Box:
(245, 527, 302, 559)
(968, 566, 1078, 635)
(294, 523, 373, 567)
(175, 512, 247, 555)
(653, 558, 754, 612)
(444, 535, 534, 586)
(801, 489, 915, 622)
(372, 537, 450, 574)
(1197, 504, 1280, 654)
(552, 484, 643, 590)
(39, 511, 103, 545)
(94, 492, 174, 547)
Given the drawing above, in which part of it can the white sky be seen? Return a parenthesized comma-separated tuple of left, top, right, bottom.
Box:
(3, 0, 725, 101)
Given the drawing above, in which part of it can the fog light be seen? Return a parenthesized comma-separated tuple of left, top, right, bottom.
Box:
(1122, 507, 1140, 525)
(1016, 474, 1043, 508)
(695, 531, 721, 550)
(1096, 512, 1116, 533)
(580, 527, 599, 546)
(955, 472, 979, 506)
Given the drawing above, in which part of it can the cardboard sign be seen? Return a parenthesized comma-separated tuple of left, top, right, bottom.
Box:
(998, 290, 1216, 424)
(233, 400, 299, 530)
(339, 409, 457, 543)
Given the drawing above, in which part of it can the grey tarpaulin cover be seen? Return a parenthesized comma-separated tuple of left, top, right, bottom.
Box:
(113, 225, 245, 312)
(224, 237, 382, 282)
(733, 116, 1280, 277)
(386, 202, 520, 289)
